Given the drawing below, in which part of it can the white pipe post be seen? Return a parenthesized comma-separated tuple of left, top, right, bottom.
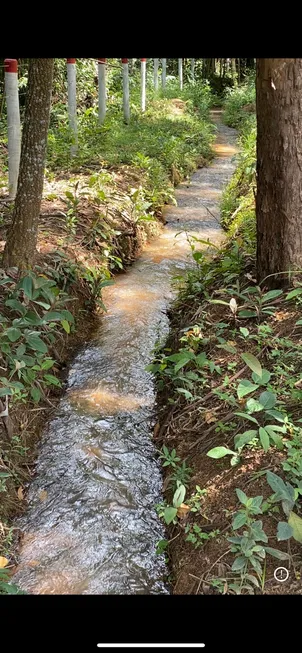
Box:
(191, 58, 195, 82)
(161, 58, 166, 89)
(178, 58, 183, 90)
(141, 58, 146, 112)
(122, 58, 130, 124)
(67, 58, 78, 156)
(98, 58, 106, 124)
(153, 58, 159, 91)
(4, 59, 20, 199)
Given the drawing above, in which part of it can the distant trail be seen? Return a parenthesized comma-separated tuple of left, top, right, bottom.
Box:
(13, 110, 238, 595)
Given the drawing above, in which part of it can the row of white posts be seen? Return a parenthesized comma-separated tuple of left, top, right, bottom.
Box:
(4, 58, 193, 199)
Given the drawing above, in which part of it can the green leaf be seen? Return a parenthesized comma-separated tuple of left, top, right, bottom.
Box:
(34, 301, 51, 310)
(267, 432, 284, 450)
(237, 380, 259, 399)
(239, 327, 249, 338)
(25, 334, 48, 353)
(262, 289, 283, 303)
(277, 522, 293, 541)
(195, 353, 207, 368)
(156, 539, 169, 554)
(61, 320, 70, 334)
(164, 506, 178, 525)
(234, 430, 257, 450)
(30, 387, 42, 403)
(238, 310, 258, 318)
(230, 454, 241, 467)
(5, 327, 22, 342)
(295, 319, 302, 326)
(241, 353, 262, 377)
(265, 409, 285, 423)
(5, 299, 26, 315)
(173, 484, 186, 508)
(234, 412, 259, 425)
(41, 359, 55, 370)
(266, 471, 288, 495)
(259, 427, 270, 452)
(264, 424, 286, 434)
(232, 512, 247, 529)
(44, 374, 61, 386)
(286, 287, 302, 300)
(60, 310, 74, 323)
(207, 446, 235, 459)
(251, 369, 271, 385)
(232, 556, 246, 571)
(176, 388, 193, 400)
(0, 388, 13, 397)
(259, 391, 276, 409)
(236, 488, 248, 506)
(246, 398, 264, 413)
(18, 276, 33, 299)
(265, 547, 290, 561)
(288, 511, 302, 543)
(43, 311, 63, 322)
(250, 520, 268, 543)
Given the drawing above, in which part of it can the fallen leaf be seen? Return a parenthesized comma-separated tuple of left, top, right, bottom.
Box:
(0, 556, 9, 568)
(177, 503, 190, 518)
(153, 422, 160, 437)
(39, 490, 48, 502)
(17, 487, 24, 501)
(204, 411, 217, 424)
(28, 560, 40, 567)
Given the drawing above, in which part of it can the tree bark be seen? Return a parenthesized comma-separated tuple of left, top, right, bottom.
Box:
(3, 59, 54, 269)
(256, 58, 302, 285)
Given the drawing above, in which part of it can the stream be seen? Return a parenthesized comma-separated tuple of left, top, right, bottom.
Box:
(13, 112, 237, 594)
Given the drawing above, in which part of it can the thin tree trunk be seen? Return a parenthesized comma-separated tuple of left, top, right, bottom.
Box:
(256, 58, 302, 285)
(231, 58, 237, 84)
(3, 59, 54, 269)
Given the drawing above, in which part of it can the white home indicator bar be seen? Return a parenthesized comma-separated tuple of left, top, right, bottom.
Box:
(97, 646, 205, 649)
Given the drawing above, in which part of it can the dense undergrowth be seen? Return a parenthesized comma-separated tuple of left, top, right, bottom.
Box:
(0, 75, 215, 593)
(221, 75, 256, 251)
(152, 82, 302, 595)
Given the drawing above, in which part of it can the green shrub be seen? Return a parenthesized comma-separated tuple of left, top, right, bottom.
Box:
(223, 75, 256, 128)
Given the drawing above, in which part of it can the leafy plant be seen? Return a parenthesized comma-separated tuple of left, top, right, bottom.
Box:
(225, 488, 289, 593)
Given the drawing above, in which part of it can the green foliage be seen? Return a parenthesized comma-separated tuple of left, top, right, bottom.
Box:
(223, 75, 256, 129)
(221, 82, 256, 252)
(0, 271, 75, 406)
(185, 523, 219, 548)
(0, 568, 26, 595)
(224, 489, 288, 593)
(46, 90, 215, 212)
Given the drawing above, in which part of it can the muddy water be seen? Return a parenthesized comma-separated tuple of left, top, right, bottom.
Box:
(13, 112, 238, 594)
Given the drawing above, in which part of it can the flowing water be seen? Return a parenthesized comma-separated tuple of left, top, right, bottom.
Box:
(13, 112, 238, 594)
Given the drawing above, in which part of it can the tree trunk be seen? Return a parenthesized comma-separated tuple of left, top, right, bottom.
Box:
(231, 58, 237, 84)
(256, 58, 302, 285)
(3, 59, 54, 269)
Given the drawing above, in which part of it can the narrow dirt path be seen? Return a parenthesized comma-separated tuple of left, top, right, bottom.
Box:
(12, 111, 238, 595)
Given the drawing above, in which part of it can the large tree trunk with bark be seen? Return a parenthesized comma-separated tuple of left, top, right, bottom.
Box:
(256, 59, 302, 285)
(3, 59, 54, 269)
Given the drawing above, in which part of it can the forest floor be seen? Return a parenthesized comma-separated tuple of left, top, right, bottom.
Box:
(0, 96, 214, 590)
(154, 114, 302, 596)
